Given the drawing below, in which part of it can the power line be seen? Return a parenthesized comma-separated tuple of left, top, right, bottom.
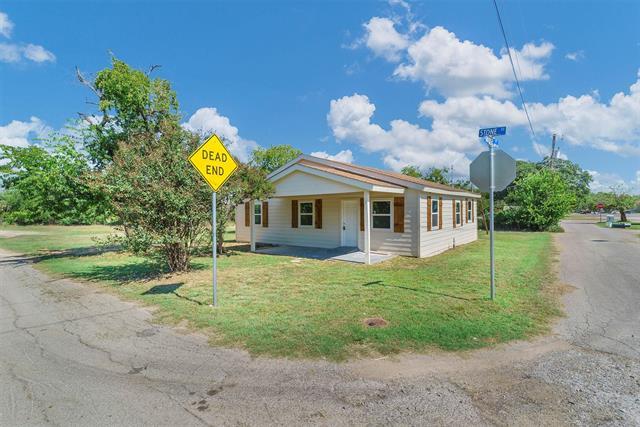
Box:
(492, 0, 536, 138)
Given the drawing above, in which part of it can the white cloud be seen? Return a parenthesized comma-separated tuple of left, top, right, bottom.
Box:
(310, 149, 354, 163)
(588, 170, 640, 194)
(527, 71, 640, 156)
(23, 43, 55, 62)
(356, 7, 553, 99)
(0, 11, 14, 38)
(363, 17, 409, 62)
(182, 107, 258, 162)
(0, 117, 51, 147)
(328, 93, 472, 176)
(0, 12, 55, 63)
(393, 27, 554, 98)
(328, 68, 640, 176)
(418, 71, 640, 158)
(0, 42, 20, 62)
(339, 7, 639, 174)
(565, 50, 585, 61)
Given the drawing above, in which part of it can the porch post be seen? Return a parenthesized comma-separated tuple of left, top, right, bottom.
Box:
(250, 200, 256, 252)
(364, 191, 371, 265)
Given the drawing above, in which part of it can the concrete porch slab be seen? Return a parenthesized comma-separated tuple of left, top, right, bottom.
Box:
(255, 245, 395, 264)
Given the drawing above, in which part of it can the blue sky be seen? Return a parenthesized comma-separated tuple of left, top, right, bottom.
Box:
(1, 0, 639, 192)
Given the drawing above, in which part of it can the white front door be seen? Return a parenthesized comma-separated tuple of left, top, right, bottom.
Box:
(341, 200, 359, 247)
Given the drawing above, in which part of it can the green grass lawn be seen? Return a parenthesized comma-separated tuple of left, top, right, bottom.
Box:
(0, 225, 561, 360)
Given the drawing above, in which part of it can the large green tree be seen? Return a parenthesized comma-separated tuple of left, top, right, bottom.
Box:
(598, 186, 638, 222)
(77, 57, 179, 167)
(101, 124, 211, 271)
(250, 144, 301, 173)
(80, 57, 272, 270)
(400, 165, 454, 185)
(0, 135, 110, 225)
(497, 158, 591, 210)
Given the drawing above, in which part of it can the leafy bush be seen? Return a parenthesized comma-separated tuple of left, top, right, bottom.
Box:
(496, 169, 575, 231)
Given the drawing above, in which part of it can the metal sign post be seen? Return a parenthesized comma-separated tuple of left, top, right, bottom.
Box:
(470, 127, 515, 301)
(489, 138, 496, 300)
(188, 134, 238, 307)
(212, 192, 217, 306)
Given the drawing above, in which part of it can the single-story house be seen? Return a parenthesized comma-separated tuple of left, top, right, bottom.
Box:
(235, 155, 481, 264)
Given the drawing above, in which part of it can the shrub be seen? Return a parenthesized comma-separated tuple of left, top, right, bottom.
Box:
(496, 169, 575, 231)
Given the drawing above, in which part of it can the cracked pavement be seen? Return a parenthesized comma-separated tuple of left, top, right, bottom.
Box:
(1, 219, 639, 426)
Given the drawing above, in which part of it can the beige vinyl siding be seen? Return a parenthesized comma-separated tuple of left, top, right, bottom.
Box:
(419, 196, 478, 258)
(357, 189, 420, 256)
(235, 203, 250, 242)
(236, 196, 342, 248)
(236, 189, 477, 258)
(273, 170, 361, 197)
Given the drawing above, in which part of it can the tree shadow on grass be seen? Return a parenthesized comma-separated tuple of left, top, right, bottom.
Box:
(70, 260, 167, 284)
(0, 245, 122, 266)
(190, 243, 249, 258)
(362, 280, 483, 302)
(1, 245, 209, 285)
(141, 282, 205, 305)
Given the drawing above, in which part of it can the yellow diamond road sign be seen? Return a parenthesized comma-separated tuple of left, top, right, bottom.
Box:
(189, 134, 238, 192)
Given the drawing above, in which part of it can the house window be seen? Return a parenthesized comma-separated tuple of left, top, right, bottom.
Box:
(455, 200, 461, 225)
(299, 201, 314, 227)
(254, 202, 262, 225)
(431, 198, 439, 228)
(467, 201, 472, 222)
(372, 200, 392, 229)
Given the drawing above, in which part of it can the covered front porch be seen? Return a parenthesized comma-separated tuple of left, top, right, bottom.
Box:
(237, 157, 412, 264)
(246, 190, 396, 265)
(255, 244, 396, 264)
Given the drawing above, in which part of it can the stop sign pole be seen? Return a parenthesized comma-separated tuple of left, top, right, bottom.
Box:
(488, 137, 496, 300)
(471, 127, 515, 301)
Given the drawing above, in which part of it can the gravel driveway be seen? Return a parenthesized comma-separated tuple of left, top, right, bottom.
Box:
(1, 219, 638, 426)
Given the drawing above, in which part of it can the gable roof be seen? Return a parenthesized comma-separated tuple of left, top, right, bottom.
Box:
(297, 159, 402, 189)
(269, 155, 480, 198)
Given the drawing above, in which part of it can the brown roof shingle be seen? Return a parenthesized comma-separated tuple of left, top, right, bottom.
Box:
(298, 159, 402, 188)
(301, 157, 476, 195)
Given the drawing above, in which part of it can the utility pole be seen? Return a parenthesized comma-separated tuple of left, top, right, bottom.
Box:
(550, 133, 557, 169)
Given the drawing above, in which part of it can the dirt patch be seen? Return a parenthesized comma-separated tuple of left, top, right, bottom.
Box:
(0, 230, 42, 239)
(363, 317, 388, 328)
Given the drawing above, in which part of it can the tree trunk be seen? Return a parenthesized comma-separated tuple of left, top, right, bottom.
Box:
(478, 198, 489, 234)
(165, 243, 189, 272)
(620, 208, 628, 222)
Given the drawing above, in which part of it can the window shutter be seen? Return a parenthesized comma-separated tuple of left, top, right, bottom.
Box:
(244, 201, 250, 227)
(291, 200, 298, 228)
(262, 201, 269, 227)
(393, 197, 404, 233)
(452, 200, 456, 228)
(438, 197, 443, 229)
(359, 198, 364, 231)
(427, 196, 432, 231)
(472, 200, 475, 223)
(465, 199, 469, 224)
(315, 199, 322, 229)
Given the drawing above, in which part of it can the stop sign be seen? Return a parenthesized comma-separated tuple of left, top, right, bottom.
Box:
(469, 150, 516, 192)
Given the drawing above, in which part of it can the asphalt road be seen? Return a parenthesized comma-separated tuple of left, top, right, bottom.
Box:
(556, 219, 640, 359)
(1, 220, 639, 426)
